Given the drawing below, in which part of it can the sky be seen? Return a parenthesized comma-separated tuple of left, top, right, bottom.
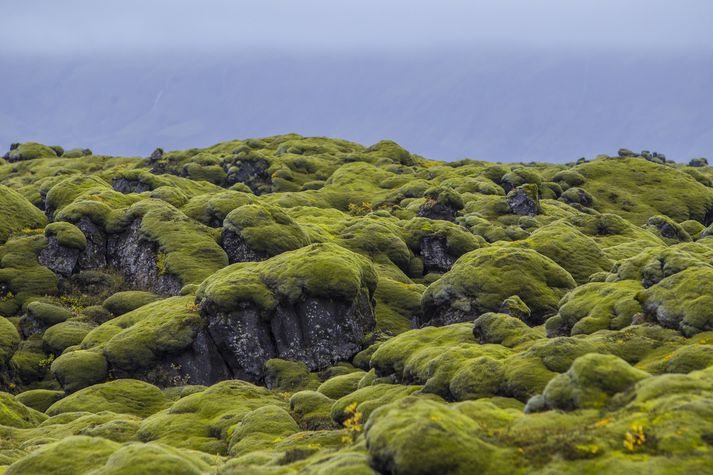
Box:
(1, 1, 712, 162)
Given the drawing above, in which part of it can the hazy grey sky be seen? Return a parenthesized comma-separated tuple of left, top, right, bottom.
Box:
(1, 1, 712, 162)
(3, 1, 713, 54)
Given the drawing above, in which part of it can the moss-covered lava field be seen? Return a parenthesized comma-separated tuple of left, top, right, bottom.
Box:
(1, 136, 713, 474)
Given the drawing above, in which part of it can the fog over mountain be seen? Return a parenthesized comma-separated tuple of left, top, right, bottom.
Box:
(1, 0, 712, 162)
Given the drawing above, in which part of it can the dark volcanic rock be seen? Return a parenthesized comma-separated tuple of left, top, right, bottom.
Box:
(506, 186, 540, 216)
(112, 177, 152, 194)
(420, 236, 457, 273)
(220, 229, 266, 263)
(200, 292, 375, 382)
(417, 202, 458, 222)
(76, 217, 108, 269)
(107, 219, 182, 295)
(225, 159, 272, 194)
(38, 236, 80, 276)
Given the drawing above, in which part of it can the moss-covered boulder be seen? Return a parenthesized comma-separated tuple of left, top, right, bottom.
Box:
(0, 391, 47, 428)
(20, 301, 72, 337)
(639, 266, 713, 336)
(47, 379, 167, 417)
(421, 247, 576, 326)
(221, 203, 310, 263)
(545, 280, 643, 336)
(15, 388, 64, 412)
(532, 353, 649, 411)
(51, 349, 108, 393)
(365, 397, 515, 475)
(196, 243, 377, 381)
(102, 291, 160, 316)
(0, 185, 47, 246)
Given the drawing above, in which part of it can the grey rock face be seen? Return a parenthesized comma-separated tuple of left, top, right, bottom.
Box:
(416, 202, 457, 222)
(76, 217, 108, 269)
(220, 229, 266, 263)
(225, 159, 272, 194)
(507, 188, 540, 216)
(420, 236, 456, 273)
(38, 236, 80, 276)
(112, 177, 152, 194)
(107, 219, 182, 295)
(200, 291, 375, 383)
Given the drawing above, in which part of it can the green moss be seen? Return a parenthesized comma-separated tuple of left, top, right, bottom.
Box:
(665, 344, 713, 373)
(573, 156, 713, 225)
(317, 371, 367, 399)
(102, 291, 160, 316)
(0, 316, 20, 363)
(643, 215, 692, 244)
(473, 313, 541, 348)
(26, 301, 72, 326)
(264, 359, 319, 392)
(43, 222, 87, 250)
(223, 203, 310, 258)
(228, 405, 300, 456)
(5, 435, 119, 474)
(0, 236, 59, 315)
(51, 349, 108, 393)
(197, 243, 377, 313)
(105, 199, 228, 286)
(0, 185, 47, 244)
(365, 397, 515, 475)
(289, 390, 337, 430)
(373, 277, 423, 335)
(181, 190, 256, 226)
(331, 384, 424, 424)
(15, 389, 63, 412)
(6, 142, 58, 161)
(536, 353, 649, 411)
(545, 281, 643, 336)
(422, 246, 575, 325)
(640, 266, 713, 336)
(47, 379, 167, 417)
(138, 380, 285, 454)
(42, 320, 96, 355)
(81, 296, 201, 374)
(0, 391, 47, 427)
(507, 221, 612, 284)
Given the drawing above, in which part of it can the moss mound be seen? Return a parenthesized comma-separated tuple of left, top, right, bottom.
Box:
(47, 379, 167, 417)
(422, 246, 576, 325)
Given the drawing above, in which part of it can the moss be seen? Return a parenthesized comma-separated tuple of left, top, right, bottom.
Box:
(337, 217, 412, 272)
(26, 301, 72, 326)
(0, 391, 47, 428)
(264, 359, 319, 392)
(422, 246, 575, 325)
(4, 436, 119, 474)
(331, 384, 424, 424)
(181, 190, 256, 226)
(365, 397, 514, 475)
(6, 142, 58, 161)
(47, 379, 167, 417)
(643, 215, 692, 244)
(639, 266, 713, 336)
(51, 350, 108, 393)
(537, 353, 649, 411)
(552, 169, 585, 189)
(473, 313, 541, 348)
(81, 296, 201, 374)
(105, 199, 228, 286)
(0, 184, 47, 244)
(15, 389, 63, 412)
(10, 335, 50, 384)
(373, 277, 423, 335)
(138, 380, 285, 454)
(289, 390, 337, 430)
(228, 405, 300, 456)
(400, 217, 484, 259)
(572, 156, 713, 225)
(102, 291, 160, 316)
(0, 316, 20, 363)
(317, 371, 367, 399)
(43, 222, 87, 250)
(507, 221, 612, 284)
(0, 235, 59, 314)
(223, 203, 310, 258)
(665, 344, 713, 373)
(42, 320, 96, 355)
(545, 281, 643, 336)
(197, 243, 377, 313)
